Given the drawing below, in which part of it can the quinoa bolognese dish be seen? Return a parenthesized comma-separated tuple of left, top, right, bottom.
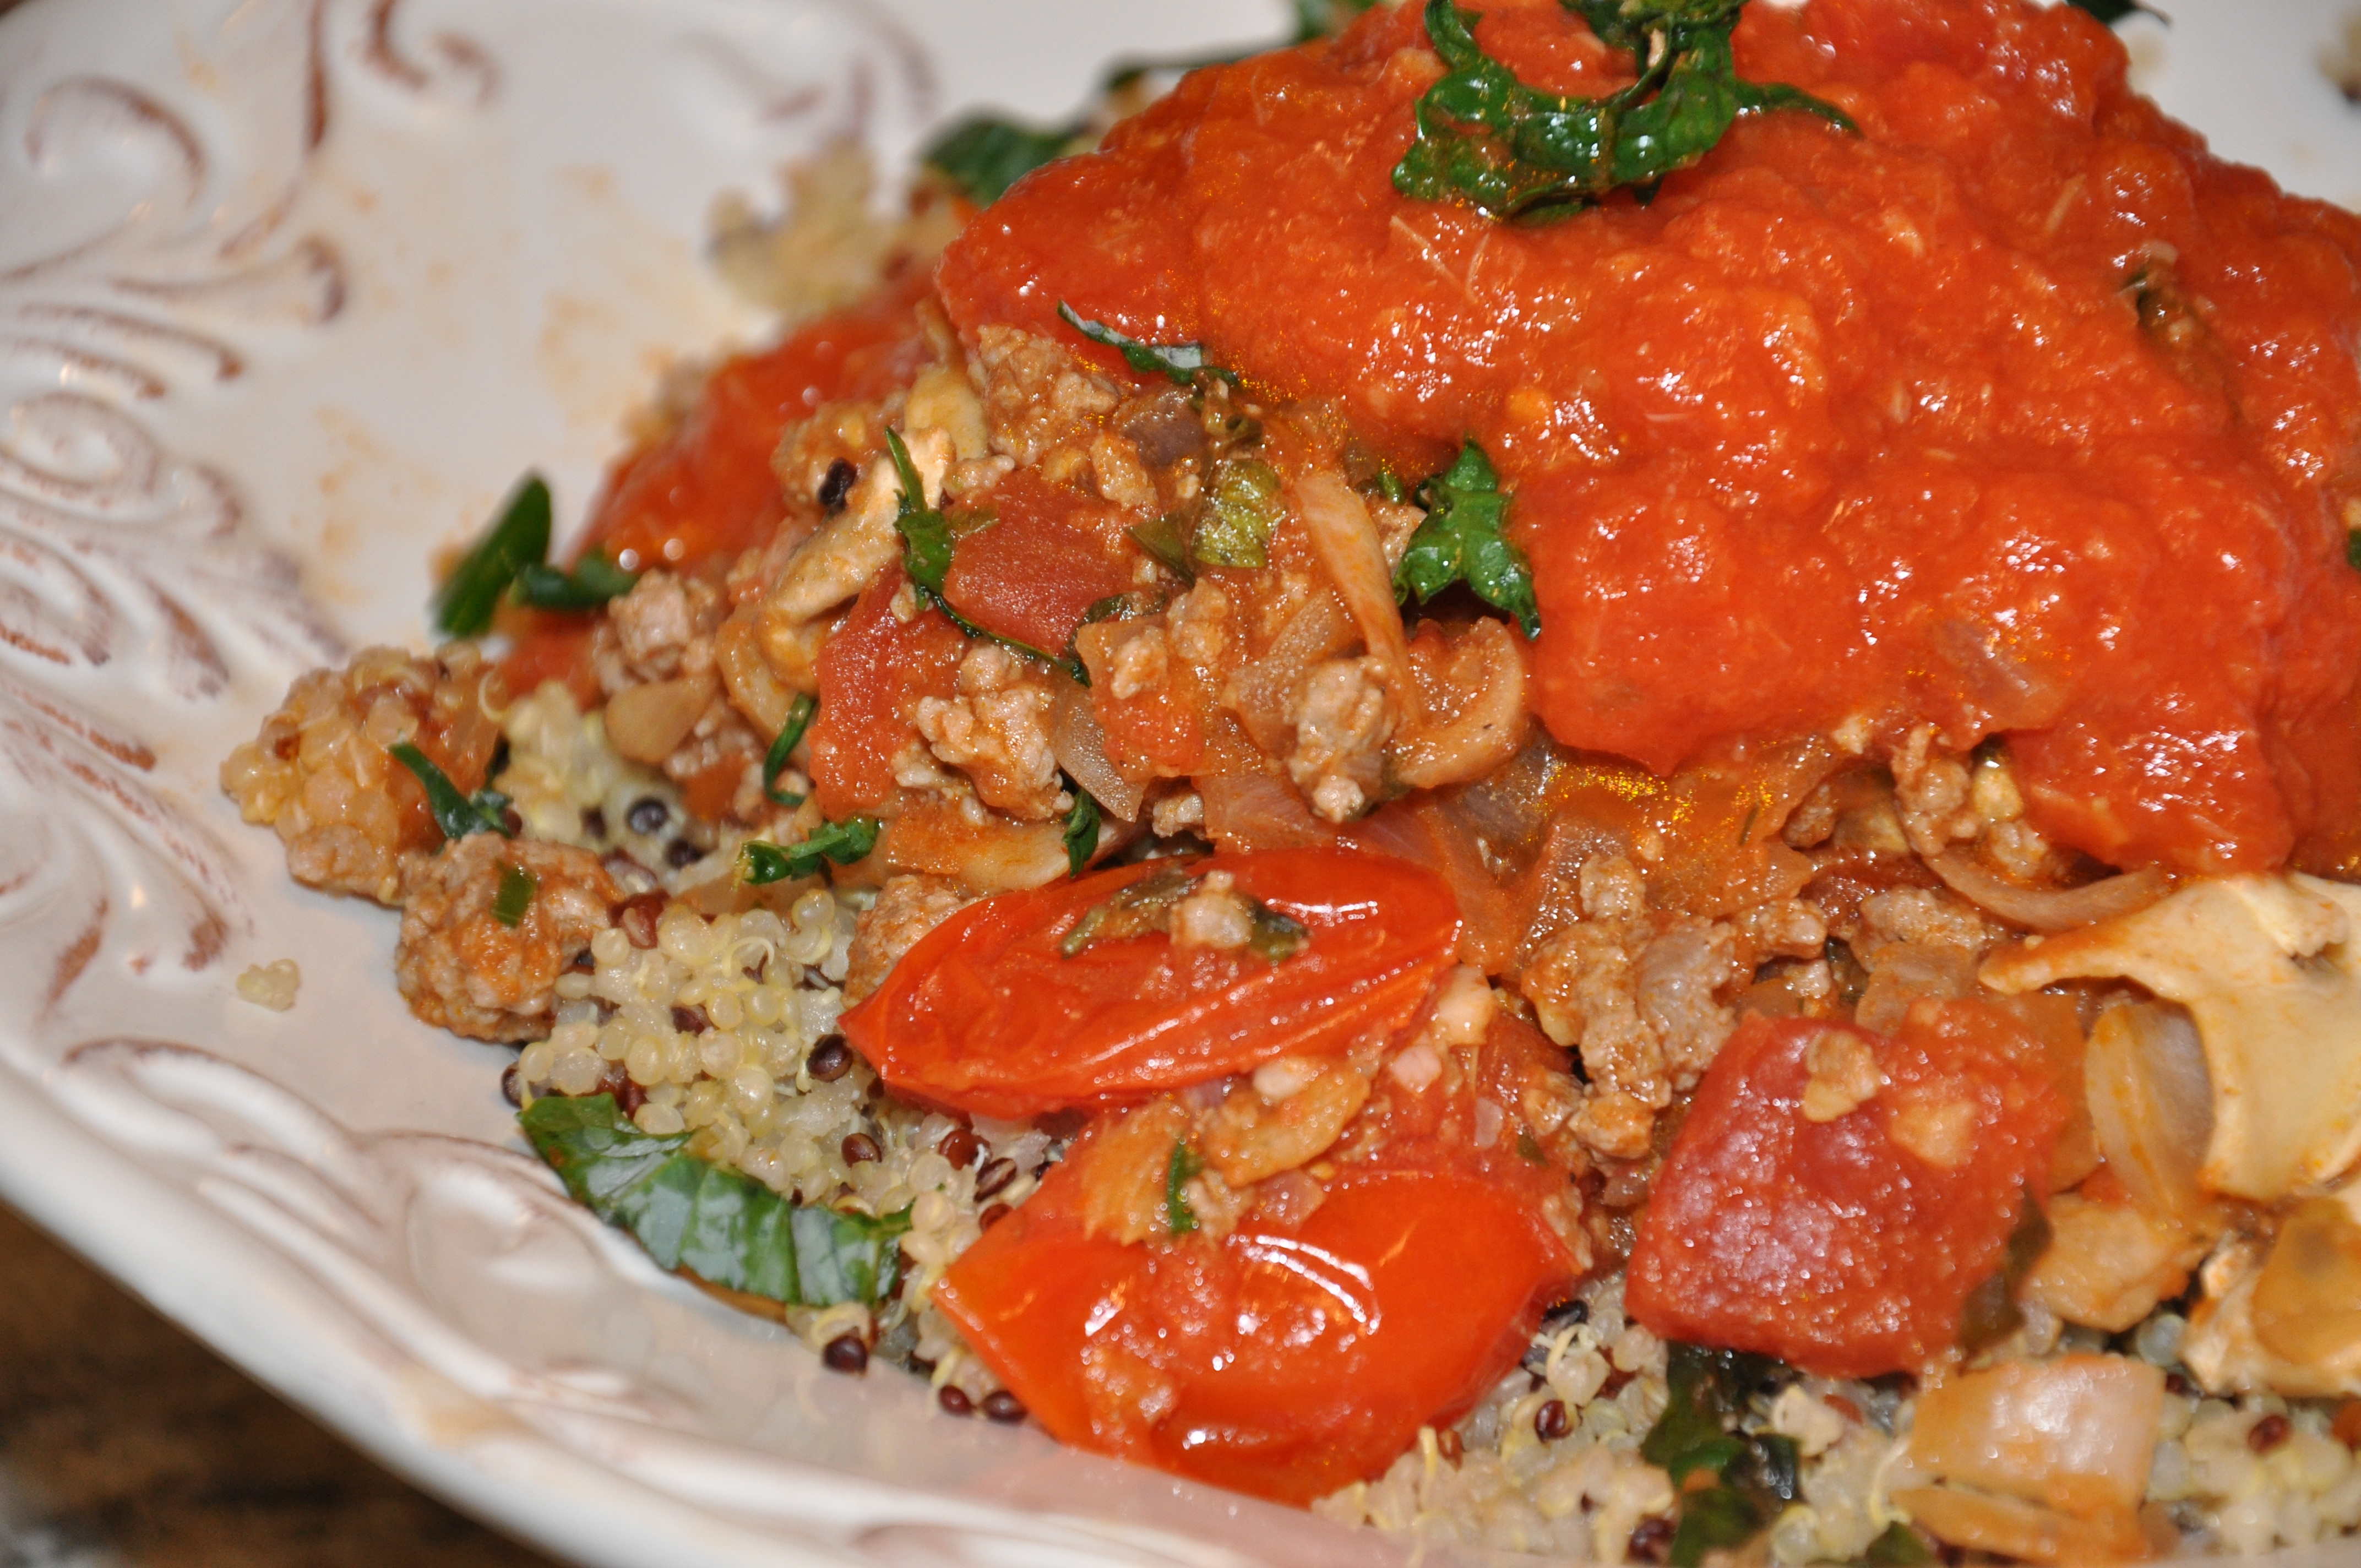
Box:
(224, 0, 2361, 1559)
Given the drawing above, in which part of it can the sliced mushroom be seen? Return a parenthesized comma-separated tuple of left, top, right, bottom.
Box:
(1979, 874, 2361, 1202)
(2180, 1179, 2361, 1398)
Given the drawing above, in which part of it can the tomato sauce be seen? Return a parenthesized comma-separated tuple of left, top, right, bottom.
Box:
(935, 0, 2361, 876)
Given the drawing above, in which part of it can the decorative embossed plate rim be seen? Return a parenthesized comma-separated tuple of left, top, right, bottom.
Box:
(1, 2, 2359, 1566)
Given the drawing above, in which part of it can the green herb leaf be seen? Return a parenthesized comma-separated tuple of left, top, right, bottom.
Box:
(1128, 514, 1198, 585)
(510, 552, 639, 612)
(1641, 1341, 1776, 1473)
(2065, 0, 2163, 23)
(1515, 1128, 1547, 1164)
(923, 115, 1087, 206)
(740, 817, 882, 885)
(1057, 301, 1237, 388)
(520, 1093, 910, 1305)
(1165, 1140, 1205, 1235)
(492, 863, 538, 928)
(1060, 865, 1197, 957)
(1294, 0, 1383, 41)
(883, 429, 1066, 668)
(2347, 527, 2360, 571)
(1193, 458, 1283, 569)
(1063, 790, 1101, 878)
(1957, 1190, 2054, 1353)
(1397, 439, 1541, 636)
(434, 473, 552, 638)
(1668, 1484, 1764, 1568)
(1860, 1521, 1936, 1566)
(763, 692, 818, 808)
(1245, 901, 1310, 963)
(389, 741, 514, 841)
(1394, 0, 1854, 224)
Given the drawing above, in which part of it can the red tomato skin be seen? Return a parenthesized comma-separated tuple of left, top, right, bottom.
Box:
(580, 274, 934, 574)
(808, 568, 969, 818)
(942, 469, 1134, 654)
(839, 847, 1462, 1118)
(1625, 1002, 2068, 1379)
(934, 1159, 1575, 1505)
(496, 613, 600, 711)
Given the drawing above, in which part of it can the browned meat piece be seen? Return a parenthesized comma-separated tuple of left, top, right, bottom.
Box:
(395, 835, 620, 1041)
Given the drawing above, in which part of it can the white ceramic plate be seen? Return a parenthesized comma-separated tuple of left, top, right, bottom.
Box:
(1, 3, 2358, 1566)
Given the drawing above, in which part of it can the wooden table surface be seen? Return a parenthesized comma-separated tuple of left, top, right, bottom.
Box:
(0, 1202, 564, 1568)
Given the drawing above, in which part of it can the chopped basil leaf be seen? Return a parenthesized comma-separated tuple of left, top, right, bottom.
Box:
(1293, 0, 1382, 42)
(1165, 1141, 1205, 1235)
(1060, 865, 1196, 957)
(1193, 458, 1282, 569)
(389, 741, 514, 841)
(1063, 790, 1101, 878)
(520, 1093, 910, 1306)
(1128, 514, 1198, 585)
(434, 473, 552, 637)
(1394, 0, 1854, 224)
(1860, 1521, 1936, 1566)
(491, 863, 538, 928)
(763, 692, 818, 808)
(923, 115, 1086, 207)
(1397, 439, 1541, 637)
(1642, 1343, 1803, 1567)
(1246, 901, 1310, 963)
(510, 552, 639, 612)
(739, 816, 882, 885)
(2065, 0, 2163, 23)
(2348, 527, 2360, 571)
(1668, 1484, 1764, 1568)
(1057, 301, 1237, 388)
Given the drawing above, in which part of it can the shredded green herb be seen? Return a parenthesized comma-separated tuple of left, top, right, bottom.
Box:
(491, 863, 538, 928)
(1057, 301, 1236, 388)
(510, 552, 639, 612)
(1858, 1521, 1936, 1566)
(740, 817, 882, 885)
(1394, 0, 1853, 224)
(883, 430, 1064, 667)
(434, 474, 552, 637)
(520, 1093, 910, 1306)
(1640, 1342, 1803, 1567)
(762, 692, 818, 808)
(389, 741, 514, 841)
(1165, 1141, 1205, 1235)
(1127, 514, 1198, 585)
(1063, 790, 1101, 878)
(1060, 865, 1196, 957)
(1396, 440, 1541, 637)
(1245, 902, 1311, 963)
(922, 116, 1089, 206)
(2348, 527, 2361, 572)
(1193, 458, 1283, 569)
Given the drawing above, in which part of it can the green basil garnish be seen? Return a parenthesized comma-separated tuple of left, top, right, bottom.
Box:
(2065, 0, 2161, 23)
(1057, 301, 1237, 388)
(739, 817, 882, 885)
(1394, 0, 1853, 225)
(1165, 1141, 1205, 1236)
(434, 473, 552, 637)
(1063, 789, 1101, 878)
(491, 863, 538, 928)
(1192, 458, 1283, 569)
(1396, 439, 1541, 637)
(763, 692, 818, 808)
(510, 552, 639, 612)
(520, 1093, 910, 1306)
(882, 431, 1064, 669)
(1640, 1342, 1804, 1568)
(389, 741, 514, 841)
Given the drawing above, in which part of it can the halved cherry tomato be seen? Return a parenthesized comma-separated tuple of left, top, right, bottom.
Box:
(840, 847, 1461, 1118)
(1626, 1001, 2070, 1378)
(934, 1121, 1576, 1504)
(941, 467, 1133, 655)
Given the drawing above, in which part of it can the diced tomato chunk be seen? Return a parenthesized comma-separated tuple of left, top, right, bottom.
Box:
(935, 1139, 1575, 1504)
(1626, 1002, 2069, 1378)
(807, 567, 967, 817)
(496, 613, 600, 710)
(840, 847, 1461, 1118)
(942, 468, 1133, 653)
(580, 273, 934, 573)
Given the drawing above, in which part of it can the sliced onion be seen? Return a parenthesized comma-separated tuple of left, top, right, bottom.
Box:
(1290, 471, 1412, 709)
(1390, 618, 1532, 791)
(2084, 1001, 2213, 1224)
(1048, 681, 1143, 823)
(1907, 1354, 2164, 1516)
(603, 673, 716, 764)
(1925, 853, 2169, 934)
(1222, 592, 1355, 755)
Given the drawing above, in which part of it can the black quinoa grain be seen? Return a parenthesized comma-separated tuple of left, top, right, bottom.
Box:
(499, 805, 525, 837)
(665, 836, 703, 869)
(974, 1157, 1018, 1199)
(807, 1036, 853, 1081)
(2249, 1413, 2293, 1453)
(822, 1333, 869, 1374)
(1627, 1517, 1675, 1564)
(841, 1132, 881, 1164)
(938, 1126, 980, 1169)
(569, 948, 596, 972)
(2167, 1371, 2197, 1398)
(1534, 1398, 1571, 1441)
(981, 1390, 1027, 1424)
(581, 805, 608, 840)
(499, 1063, 523, 1107)
(938, 1385, 973, 1417)
(818, 457, 858, 511)
(626, 796, 671, 835)
(671, 1004, 711, 1035)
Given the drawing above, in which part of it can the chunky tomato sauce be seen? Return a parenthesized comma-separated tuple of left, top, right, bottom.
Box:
(935, 0, 2361, 876)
